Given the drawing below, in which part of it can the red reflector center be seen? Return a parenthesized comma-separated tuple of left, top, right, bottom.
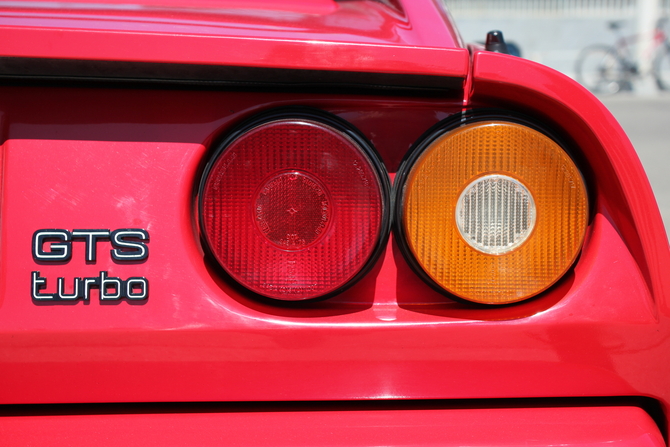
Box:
(255, 170, 331, 250)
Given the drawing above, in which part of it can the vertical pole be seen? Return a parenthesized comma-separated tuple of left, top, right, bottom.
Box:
(637, 0, 661, 75)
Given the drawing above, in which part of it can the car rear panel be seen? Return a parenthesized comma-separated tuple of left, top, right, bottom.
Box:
(0, 80, 667, 406)
(0, 0, 669, 445)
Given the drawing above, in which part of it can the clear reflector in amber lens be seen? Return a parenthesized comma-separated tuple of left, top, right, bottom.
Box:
(400, 120, 588, 305)
(456, 174, 536, 255)
(200, 116, 387, 301)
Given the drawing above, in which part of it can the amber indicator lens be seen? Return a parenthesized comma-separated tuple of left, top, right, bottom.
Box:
(200, 117, 387, 301)
(399, 120, 588, 304)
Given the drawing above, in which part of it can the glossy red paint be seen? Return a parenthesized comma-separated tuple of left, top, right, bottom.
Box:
(0, 0, 468, 77)
(0, 85, 666, 407)
(0, 0, 668, 444)
(50, 0, 341, 15)
(0, 406, 663, 447)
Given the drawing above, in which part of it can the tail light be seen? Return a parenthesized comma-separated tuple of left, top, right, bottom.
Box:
(199, 111, 390, 301)
(395, 118, 588, 305)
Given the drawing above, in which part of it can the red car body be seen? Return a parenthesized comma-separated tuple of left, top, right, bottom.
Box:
(0, 0, 669, 445)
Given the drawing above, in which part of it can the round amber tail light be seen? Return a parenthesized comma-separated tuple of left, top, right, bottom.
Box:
(396, 119, 588, 305)
(199, 111, 390, 301)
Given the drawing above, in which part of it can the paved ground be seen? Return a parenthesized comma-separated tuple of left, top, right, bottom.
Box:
(600, 92, 670, 239)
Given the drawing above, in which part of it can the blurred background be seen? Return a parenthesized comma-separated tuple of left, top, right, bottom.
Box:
(444, 0, 670, 238)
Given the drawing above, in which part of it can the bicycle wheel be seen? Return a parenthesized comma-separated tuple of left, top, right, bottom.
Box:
(575, 45, 624, 94)
(653, 44, 670, 90)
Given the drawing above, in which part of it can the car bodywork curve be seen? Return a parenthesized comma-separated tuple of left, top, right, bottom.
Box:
(0, 0, 668, 445)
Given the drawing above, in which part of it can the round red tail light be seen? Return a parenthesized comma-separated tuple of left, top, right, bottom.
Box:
(199, 111, 390, 301)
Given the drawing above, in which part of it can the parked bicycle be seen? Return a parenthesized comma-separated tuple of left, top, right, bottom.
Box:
(575, 18, 670, 94)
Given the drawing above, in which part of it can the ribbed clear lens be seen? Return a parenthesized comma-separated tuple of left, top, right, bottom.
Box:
(456, 175, 536, 255)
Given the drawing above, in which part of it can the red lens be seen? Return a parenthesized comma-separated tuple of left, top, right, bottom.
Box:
(200, 116, 387, 300)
